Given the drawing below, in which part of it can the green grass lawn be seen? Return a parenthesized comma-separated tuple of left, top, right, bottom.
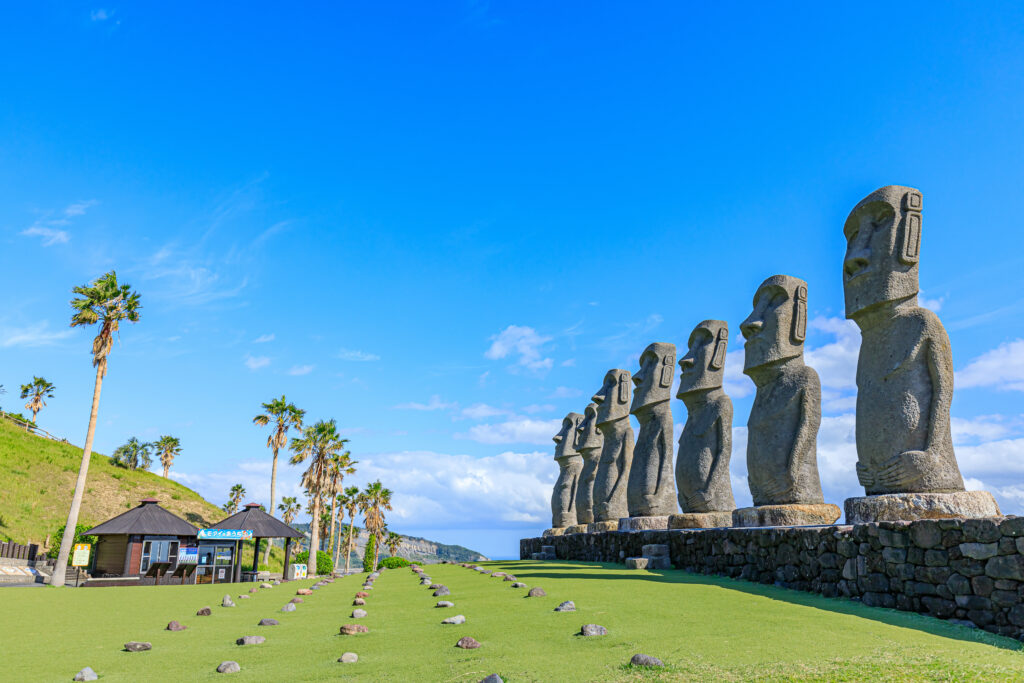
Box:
(2, 561, 1023, 681)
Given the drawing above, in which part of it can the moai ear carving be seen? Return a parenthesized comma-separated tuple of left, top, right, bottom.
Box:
(659, 354, 674, 388)
(792, 284, 808, 344)
(709, 327, 728, 371)
(618, 372, 630, 404)
(900, 190, 923, 266)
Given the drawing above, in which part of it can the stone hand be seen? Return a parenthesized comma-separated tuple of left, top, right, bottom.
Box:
(757, 477, 792, 503)
(685, 490, 711, 512)
(856, 462, 875, 488)
(877, 451, 930, 489)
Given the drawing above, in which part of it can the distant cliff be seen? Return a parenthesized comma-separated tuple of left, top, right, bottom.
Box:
(294, 524, 488, 564)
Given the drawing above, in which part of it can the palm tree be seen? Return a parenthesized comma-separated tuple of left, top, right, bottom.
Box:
(20, 376, 55, 426)
(154, 435, 181, 478)
(385, 530, 402, 558)
(278, 496, 300, 525)
(224, 483, 246, 514)
(325, 450, 356, 565)
(289, 419, 348, 575)
(112, 437, 153, 470)
(253, 396, 304, 564)
(52, 271, 141, 587)
(340, 485, 364, 573)
(361, 480, 393, 572)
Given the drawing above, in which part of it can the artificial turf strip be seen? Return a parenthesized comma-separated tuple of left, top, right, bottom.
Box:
(2, 561, 1024, 681)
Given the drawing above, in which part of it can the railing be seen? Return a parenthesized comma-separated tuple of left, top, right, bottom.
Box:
(0, 411, 68, 443)
(0, 541, 39, 561)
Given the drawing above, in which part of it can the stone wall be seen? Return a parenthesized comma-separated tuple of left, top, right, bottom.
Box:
(521, 516, 1024, 639)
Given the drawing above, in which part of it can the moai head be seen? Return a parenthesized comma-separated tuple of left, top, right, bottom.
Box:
(552, 412, 584, 459)
(576, 402, 604, 452)
(630, 342, 676, 413)
(592, 369, 631, 425)
(677, 320, 728, 397)
(740, 275, 808, 373)
(843, 185, 922, 320)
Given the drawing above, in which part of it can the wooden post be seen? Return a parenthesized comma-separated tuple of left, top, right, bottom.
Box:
(252, 538, 260, 573)
(283, 538, 291, 580)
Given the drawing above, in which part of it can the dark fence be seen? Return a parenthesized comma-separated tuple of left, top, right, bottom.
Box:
(0, 541, 39, 561)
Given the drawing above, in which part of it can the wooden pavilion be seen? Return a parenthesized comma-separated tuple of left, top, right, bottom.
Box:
(209, 503, 303, 580)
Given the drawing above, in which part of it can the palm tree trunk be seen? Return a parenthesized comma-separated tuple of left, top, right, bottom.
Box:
(344, 514, 355, 573)
(263, 446, 278, 566)
(328, 494, 338, 561)
(308, 492, 321, 576)
(372, 530, 381, 572)
(51, 364, 104, 587)
(162, 463, 169, 478)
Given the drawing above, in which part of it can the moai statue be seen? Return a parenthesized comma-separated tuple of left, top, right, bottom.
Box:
(842, 185, 1000, 522)
(734, 275, 840, 527)
(622, 343, 678, 529)
(670, 320, 736, 529)
(572, 402, 604, 529)
(590, 369, 634, 531)
(545, 412, 585, 537)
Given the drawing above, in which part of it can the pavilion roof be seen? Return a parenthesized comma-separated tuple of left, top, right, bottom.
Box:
(84, 498, 198, 537)
(209, 503, 303, 538)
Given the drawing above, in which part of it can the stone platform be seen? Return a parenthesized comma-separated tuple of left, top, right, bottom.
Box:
(564, 524, 589, 535)
(732, 503, 841, 527)
(845, 491, 1001, 524)
(669, 511, 733, 529)
(588, 520, 619, 533)
(618, 516, 670, 531)
(542, 527, 567, 538)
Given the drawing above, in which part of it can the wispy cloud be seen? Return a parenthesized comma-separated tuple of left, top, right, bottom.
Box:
(455, 417, 561, 445)
(547, 386, 582, 399)
(20, 200, 99, 246)
(394, 395, 456, 411)
(21, 226, 69, 246)
(90, 9, 110, 21)
(485, 325, 553, 373)
(288, 364, 314, 376)
(461, 403, 510, 420)
(339, 348, 380, 362)
(252, 334, 275, 344)
(957, 339, 1024, 392)
(0, 321, 75, 348)
(244, 355, 270, 371)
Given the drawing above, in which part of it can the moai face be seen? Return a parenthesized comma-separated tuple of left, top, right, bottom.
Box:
(630, 342, 676, 413)
(576, 403, 604, 452)
(740, 275, 808, 373)
(843, 185, 922, 320)
(592, 369, 631, 424)
(552, 412, 584, 459)
(677, 320, 728, 397)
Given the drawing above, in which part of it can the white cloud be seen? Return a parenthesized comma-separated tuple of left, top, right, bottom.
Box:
(90, 8, 110, 21)
(0, 321, 75, 348)
(456, 417, 561, 445)
(394, 395, 456, 411)
(21, 226, 70, 246)
(339, 348, 380, 362)
(253, 334, 275, 343)
(485, 325, 553, 372)
(522, 404, 556, 415)
(461, 403, 510, 420)
(64, 199, 99, 216)
(723, 349, 753, 399)
(805, 317, 860, 392)
(288, 365, 314, 376)
(547, 386, 582, 399)
(920, 292, 944, 312)
(244, 355, 270, 370)
(560, 358, 576, 367)
(957, 339, 1024, 392)
(20, 200, 99, 246)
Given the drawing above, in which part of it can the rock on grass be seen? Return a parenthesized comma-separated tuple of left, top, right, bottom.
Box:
(236, 635, 265, 646)
(340, 624, 369, 635)
(480, 676, 503, 683)
(196, 607, 212, 616)
(442, 615, 466, 625)
(630, 654, 664, 667)
(433, 587, 451, 597)
(511, 582, 526, 588)
(527, 587, 546, 597)
(351, 609, 368, 618)
(123, 642, 151, 652)
(456, 636, 481, 649)
(166, 620, 187, 631)
(217, 661, 240, 674)
(73, 667, 98, 681)
(258, 618, 279, 626)
(281, 603, 296, 612)
(579, 624, 607, 636)
(221, 595, 235, 608)
(554, 601, 576, 612)
(353, 598, 366, 606)
(436, 601, 454, 608)
(338, 652, 358, 663)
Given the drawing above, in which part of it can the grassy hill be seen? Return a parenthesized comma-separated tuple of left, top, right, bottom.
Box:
(0, 416, 224, 547)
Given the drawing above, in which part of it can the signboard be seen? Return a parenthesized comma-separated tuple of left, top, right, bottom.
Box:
(217, 568, 226, 580)
(215, 551, 232, 563)
(289, 563, 307, 580)
(198, 529, 253, 540)
(71, 543, 91, 567)
(178, 547, 198, 564)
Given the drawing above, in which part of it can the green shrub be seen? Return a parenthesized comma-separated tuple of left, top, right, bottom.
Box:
(294, 550, 333, 576)
(47, 523, 97, 560)
(381, 556, 410, 569)
(363, 534, 377, 572)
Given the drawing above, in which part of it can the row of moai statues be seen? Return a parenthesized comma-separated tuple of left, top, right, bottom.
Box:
(546, 185, 1001, 537)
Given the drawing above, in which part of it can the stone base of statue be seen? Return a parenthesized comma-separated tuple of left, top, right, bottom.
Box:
(618, 516, 670, 531)
(588, 520, 620, 533)
(669, 511, 734, 529)
(844, 491, 1001, 524)
(732, 503, 841, 527)
(565, 524, 589, 534)
(542, 527, 568, 538)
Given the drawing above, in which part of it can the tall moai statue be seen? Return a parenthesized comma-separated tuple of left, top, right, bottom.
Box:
(842, 185, 1000, 522)
(544, 412, 585, 537)
(733, 275, 841, 527)
(670, 320, 736, 529)
(590, 369, 634, 532)
(572, 402, 604, 530)
(622, 343, 678, 530)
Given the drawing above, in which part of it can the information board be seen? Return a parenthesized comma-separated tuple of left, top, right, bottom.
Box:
(71, 543, 91, 567)
(198, 529, 253, 540)
(178, 547, 198, 564)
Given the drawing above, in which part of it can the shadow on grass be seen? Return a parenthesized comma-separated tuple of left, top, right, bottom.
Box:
(489, 560, 1023, 653)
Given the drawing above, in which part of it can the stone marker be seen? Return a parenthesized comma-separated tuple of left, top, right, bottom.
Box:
(340, 624, 369, 635)
(351, 609, 367, 618)
(433, 586, 450, 597)
(503, 575, 516, 581)
(338, 652, 358, 663)
(73, 667, 98, 681)
(671, 320, 737, 529)
(297, 588, 313, 595)
(480, 676, 503, 683)
(260, 582, 273, 588)
(554, 600, 576, 612)
(511, 582, 527, 588)
(624, 342, 678, 528)
(841, 185, 1001, 523)
(630, 654, 664, 667)
(355, 591, 368, 598)
(236, 635, 265, 646)
(574, 402, 604, 527)
(291, 597, 304, 604)
(353, 598, 365, 605)
(591, 369, 634, 531)
(123, 642, 151, 652)
(281, 603, 296, 612)
(166, 620, 186, 631)
(580, 624, 607, 636)
(456, 636, 481, 649)
(436, 600, 455, 608)
(734, 275, 840, 527)
(217, 661, 240, 674)
(196, 606, 212, 616)
(429, 583, 441, 589)
(546, 412, 585, 536)
(221, 594, 235, 608)
(258, 618, 279, 626)
(442, 614, 467, 624)
(527, 587, 546, 597)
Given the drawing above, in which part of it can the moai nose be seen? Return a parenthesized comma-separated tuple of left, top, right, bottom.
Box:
(844, 252, 870, 279)
(740, 319, 763, 340)
(679, 356, 695, 369)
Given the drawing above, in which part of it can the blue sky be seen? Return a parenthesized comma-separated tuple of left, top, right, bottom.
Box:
(2, 3, 1024, 559)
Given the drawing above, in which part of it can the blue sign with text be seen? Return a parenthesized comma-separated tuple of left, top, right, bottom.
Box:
(198, 529, 253, 540)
